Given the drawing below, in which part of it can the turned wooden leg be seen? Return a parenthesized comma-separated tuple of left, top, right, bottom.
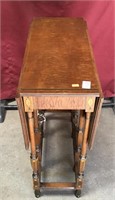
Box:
(71, 111, 76, 138)
(34, 110, 42, 169)
(76, 110, 85, 153)
(72, 111, 79, 170)
(74, 110, 85, 172)
(71, 111, 79, 139)
(28, 112, 41, 198)
(75, 112, 91, 197)
(38, 110, 46, 138)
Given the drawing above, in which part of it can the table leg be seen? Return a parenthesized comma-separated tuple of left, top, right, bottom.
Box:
(74, 110, 85, 171)
(71, 111, 79, 138)
(38, 110, 46, 138)
(28, 112, 41, 198)
(75, 112, 91, 198)
(34, 110, 42, 157)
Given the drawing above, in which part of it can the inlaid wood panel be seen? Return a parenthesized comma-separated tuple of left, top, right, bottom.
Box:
(23, 96, 96, 112)
(33, 96, 86, 110)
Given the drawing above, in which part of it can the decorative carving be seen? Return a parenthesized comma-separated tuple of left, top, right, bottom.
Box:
(86, 96, 95, 112)
(23, 96, 96, 112)
(23, 97, 33, 112)
(33, 96, 86, 110)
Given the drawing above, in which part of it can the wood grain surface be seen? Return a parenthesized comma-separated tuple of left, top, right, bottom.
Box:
(18, 17, 102, 95)
(23, 96, 96, 112)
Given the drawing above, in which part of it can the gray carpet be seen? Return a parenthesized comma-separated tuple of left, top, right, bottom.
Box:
(0, 107, 115, 200)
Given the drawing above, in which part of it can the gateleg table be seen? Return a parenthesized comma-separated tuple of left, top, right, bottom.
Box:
(16, 18, 103, 198)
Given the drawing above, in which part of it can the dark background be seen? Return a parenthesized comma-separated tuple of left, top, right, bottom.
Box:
(1, 1, 114, 99)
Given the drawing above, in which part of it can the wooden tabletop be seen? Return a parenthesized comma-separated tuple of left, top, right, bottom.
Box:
(18, 18, 102, 96)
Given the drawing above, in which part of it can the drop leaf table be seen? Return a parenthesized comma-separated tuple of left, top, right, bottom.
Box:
(16, 18, 103, 198)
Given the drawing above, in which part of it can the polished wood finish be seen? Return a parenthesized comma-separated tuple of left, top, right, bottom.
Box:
(23, 96, 96, 111)
(16, 18, 103, 197)
(18, 18, 102, 96)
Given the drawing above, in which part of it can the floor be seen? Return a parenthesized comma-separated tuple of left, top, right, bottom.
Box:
(0, 107, 115, 200)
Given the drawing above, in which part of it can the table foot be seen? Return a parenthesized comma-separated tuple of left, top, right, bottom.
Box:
(34, 190, 41, 198)
(75, 190, 81, 198)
